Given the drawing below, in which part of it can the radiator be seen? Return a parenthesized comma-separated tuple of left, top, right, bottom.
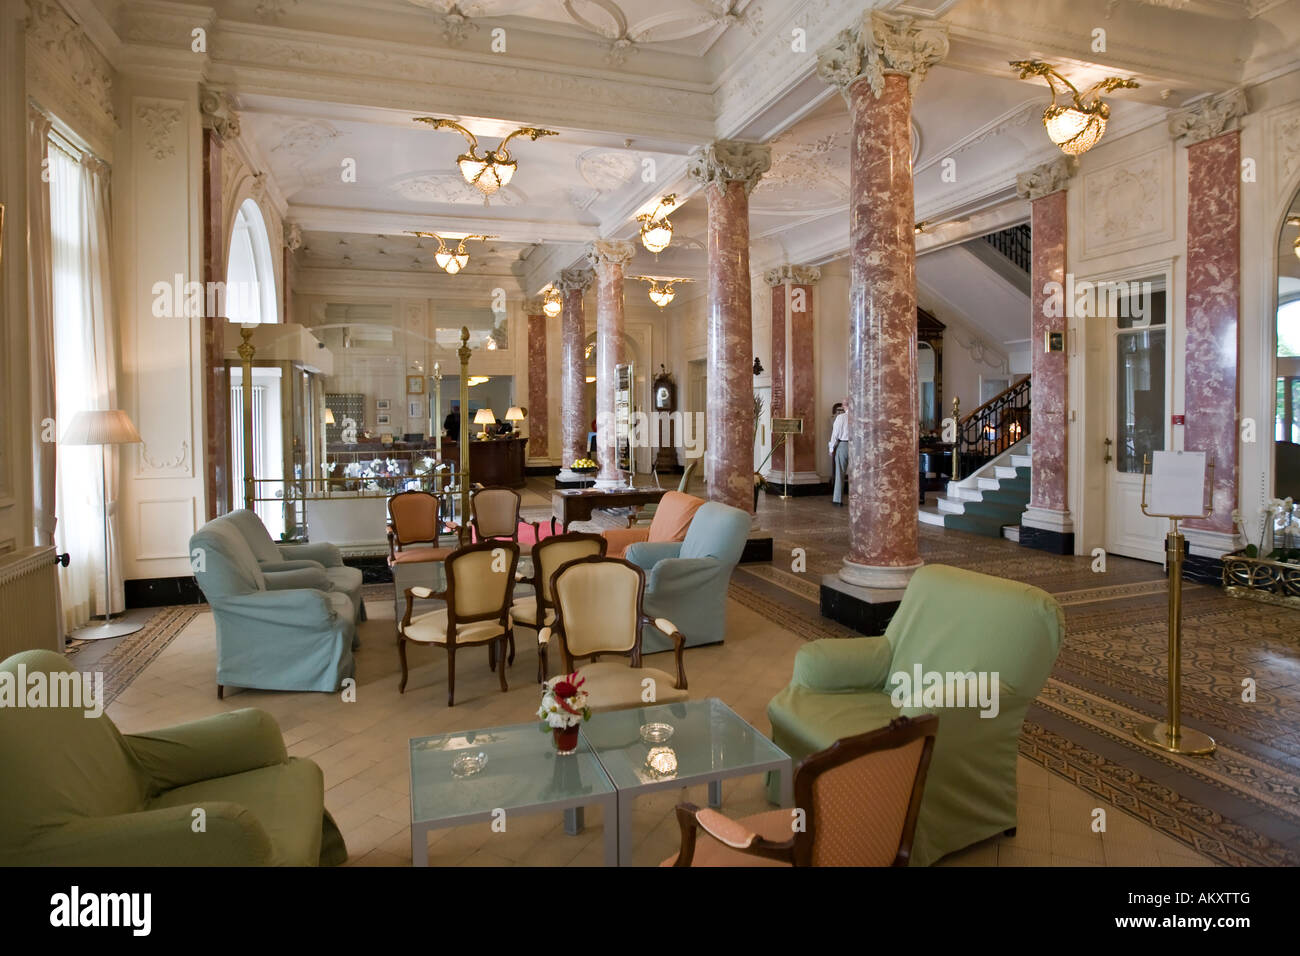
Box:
(0, 546, 62, 658)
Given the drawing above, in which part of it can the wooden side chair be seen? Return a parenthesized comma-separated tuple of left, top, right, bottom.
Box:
(387, 490, 455, 565)
(468, 485, 555, 551)
(665, 715, 939, 867)
(397, 541, 519, 707)
(539, 555, 688, 713)
(512, 532, 606, 682)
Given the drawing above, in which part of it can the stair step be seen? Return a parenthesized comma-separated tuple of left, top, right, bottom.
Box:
(960, 500, 1026, 521)
(943, 512, 1011, 539)
(994, 477, 1031, 493)
(994, 465, 1019, 479)
(1011, 454, 1032, 469)
(918, 505, 947, 527)
(980, 488, 1030, 506)
(1003, 525, 1021, 542)
(936, 495, 967, 514)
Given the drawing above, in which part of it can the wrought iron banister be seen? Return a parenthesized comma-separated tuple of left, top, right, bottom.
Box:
(951, 376, 1031, 480)
(980, 224, 1032, 273)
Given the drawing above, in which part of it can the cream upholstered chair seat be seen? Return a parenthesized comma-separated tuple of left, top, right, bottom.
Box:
(390, 546, 454, 565)
(575, 661, 689, 713)
(402, 607, 513, 645)
(509, 599, 554, 628)
(545, 556, 690, 713)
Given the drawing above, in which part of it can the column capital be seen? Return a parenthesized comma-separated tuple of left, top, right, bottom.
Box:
(284, 221, 303, 252)
(199, 85, 241, 141)
(764, 264, 822, 287)
(1015, 156, 1078, 201)
(587, 239, 636, 271)
(1169, 88, 1248, 146)
(523, 297, 547, 315)
(556, 266, 595, 293)
(686, 140, 772, 196)
(816, 10, 948, 102)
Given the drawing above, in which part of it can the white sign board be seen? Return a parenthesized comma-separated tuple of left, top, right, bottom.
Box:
(1149, 450, 1207, 517)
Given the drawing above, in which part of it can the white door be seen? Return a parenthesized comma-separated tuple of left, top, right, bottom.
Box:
(1104, 279, 1171, 563)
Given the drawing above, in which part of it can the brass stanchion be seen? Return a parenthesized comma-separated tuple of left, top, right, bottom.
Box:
(1134, 454, 1216, 756)
(950, 395, 961, 481)
(458, 327, 471, 545)
(237, 325, 256, 512)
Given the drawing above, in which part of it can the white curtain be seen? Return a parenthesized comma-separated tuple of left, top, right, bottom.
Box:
(49, 137, 122, 629)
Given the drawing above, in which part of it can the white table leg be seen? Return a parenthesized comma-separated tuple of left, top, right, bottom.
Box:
(564, 806, 584, 835)
(411, 825, 429, 867)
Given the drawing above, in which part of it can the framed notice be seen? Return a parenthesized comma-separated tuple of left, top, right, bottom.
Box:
(771, 417, 804, 434)
(615, 363, 633, 473)
(1148, 450, 1207, 517)
(406, 375, 425, 395)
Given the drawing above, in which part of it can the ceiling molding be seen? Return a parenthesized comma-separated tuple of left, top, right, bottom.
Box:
(287, 203, 601, 244)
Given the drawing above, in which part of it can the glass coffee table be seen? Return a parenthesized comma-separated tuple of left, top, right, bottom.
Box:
(409, 722, 617, 866)
(581, 698, 793, 866)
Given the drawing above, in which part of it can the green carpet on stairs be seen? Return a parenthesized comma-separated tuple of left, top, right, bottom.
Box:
(943, 466, 1030, 539)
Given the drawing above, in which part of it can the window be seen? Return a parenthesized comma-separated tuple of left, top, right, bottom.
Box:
(225, 199, 279, 324)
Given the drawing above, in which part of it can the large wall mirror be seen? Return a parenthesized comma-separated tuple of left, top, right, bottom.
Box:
(1277, 190, 1300, 501)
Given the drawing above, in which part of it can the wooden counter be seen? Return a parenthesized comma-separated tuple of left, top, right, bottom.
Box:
(446, 437, 527, 489)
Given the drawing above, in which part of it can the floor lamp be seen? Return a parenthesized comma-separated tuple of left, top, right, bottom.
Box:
(62, 409, 144, 640)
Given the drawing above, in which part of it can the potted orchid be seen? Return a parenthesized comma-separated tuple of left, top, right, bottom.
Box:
(538, 673, 591, 754)
(1224, 499, 1300, 607)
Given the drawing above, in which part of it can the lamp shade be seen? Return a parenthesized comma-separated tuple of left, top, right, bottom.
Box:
(473, 408, 496, 425)
(61, 409, 142, 446)
(324, 408, 336, 424)
(505, 406, 525, 422)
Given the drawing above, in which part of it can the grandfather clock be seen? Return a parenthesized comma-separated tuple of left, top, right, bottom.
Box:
(652, 365, 679, 473)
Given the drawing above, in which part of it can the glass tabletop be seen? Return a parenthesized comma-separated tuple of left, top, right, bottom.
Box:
(409, 722, 613, 826)
(580, 698, 789, 790)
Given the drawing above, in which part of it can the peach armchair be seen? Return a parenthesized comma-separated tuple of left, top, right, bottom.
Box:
(602, 490, 704, 559)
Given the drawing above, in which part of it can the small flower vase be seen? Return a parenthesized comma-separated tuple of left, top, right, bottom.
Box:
(552, 724, 580, 755)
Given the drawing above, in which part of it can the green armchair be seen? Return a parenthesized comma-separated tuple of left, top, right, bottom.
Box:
(0, 650, 348, 866)
(767, 564, 1063, 866)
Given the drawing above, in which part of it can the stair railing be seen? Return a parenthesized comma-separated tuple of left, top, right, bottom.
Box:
(951, 377, 1031, 481)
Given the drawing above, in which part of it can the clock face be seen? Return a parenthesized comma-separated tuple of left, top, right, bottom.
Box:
(656, 386, 670, 409)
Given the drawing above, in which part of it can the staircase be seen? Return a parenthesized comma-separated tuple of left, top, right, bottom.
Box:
(920, 442, 1032, 540)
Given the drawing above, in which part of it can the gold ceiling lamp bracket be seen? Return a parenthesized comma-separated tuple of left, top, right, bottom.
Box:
(635, 274, 692, 308)
(1135, 453, 1217, 756)
(637, 194, 677, 255)
(413, 117, 558, 199)
(406, 231, 497, 275)
(1287, 216, 1300, 260)
(1010, 60, 1139, 156)
(542, 286, 563, 317)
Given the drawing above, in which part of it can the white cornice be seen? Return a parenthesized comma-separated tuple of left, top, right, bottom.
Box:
(294, 265, 526, 300)
(287, 204, 600, 244)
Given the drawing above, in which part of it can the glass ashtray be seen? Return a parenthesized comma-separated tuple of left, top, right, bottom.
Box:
(639, 722, 674, 745)
(451, 751, 488, 777)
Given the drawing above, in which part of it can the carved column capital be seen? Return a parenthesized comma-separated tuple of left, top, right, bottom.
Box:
(284, 221, 303, 252)
(1015, 156, 1079, 201)
(199, 85, 241, 141)
(587, 239, 636, 271)
(686, 140, 772, 196)
(556, 266, 595, 293)
(764, 264, 822, 287)
(816, 10, 949, 102)
(1169, 88, 1248, 146)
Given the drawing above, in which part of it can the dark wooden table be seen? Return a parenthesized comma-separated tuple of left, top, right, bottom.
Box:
(552, 488, 668, 531)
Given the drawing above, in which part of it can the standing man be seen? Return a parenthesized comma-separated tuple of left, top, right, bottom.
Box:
(829, 400, 849, 506)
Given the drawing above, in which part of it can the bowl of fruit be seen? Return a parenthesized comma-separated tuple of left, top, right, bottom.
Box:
(570, 458, 598, 475)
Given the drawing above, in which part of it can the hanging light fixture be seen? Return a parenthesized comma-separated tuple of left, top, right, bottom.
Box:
(542, 286, 563, 317)
(407, 232, 496, 275)
(637, 275, 691, 309)
(413, 117, 558, 197)
(1289, 217, 1300, 260)
(1010, 61, 1139, 156)
(637, 194, 677, 254)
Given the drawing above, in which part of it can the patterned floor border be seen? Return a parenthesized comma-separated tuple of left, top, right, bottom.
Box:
(67, 605, 204, 706)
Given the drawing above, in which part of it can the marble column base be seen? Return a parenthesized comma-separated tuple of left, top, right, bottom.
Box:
(594, 477, 627, 490)
(1019, 506, 1075, 555)
(1181, 526, 1238, 586)
(820, 574, 906, 636)
(555, 468, 590, 485)
(838, 557, 924, 590)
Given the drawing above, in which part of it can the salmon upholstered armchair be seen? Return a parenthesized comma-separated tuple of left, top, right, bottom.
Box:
(602, 490, 704, 559)
(387, 490, 455, 566)
(540, 556, 688, 713)
(664, 715, 938, 867)
(511, 532, 607, 682)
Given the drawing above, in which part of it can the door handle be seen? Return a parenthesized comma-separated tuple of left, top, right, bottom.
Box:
(1103, 437, 1113, 464)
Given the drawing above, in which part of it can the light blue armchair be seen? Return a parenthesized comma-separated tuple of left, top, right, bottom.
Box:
(225, 509, 366, 621)
(624, 500, 749, 652)
(190, 514, 356, 696)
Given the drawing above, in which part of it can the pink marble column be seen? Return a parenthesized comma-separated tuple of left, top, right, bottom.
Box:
(588, 241, 635, 486)
(764, 265, 821, 484)
(687, 141, 771, 514)
(1182, 130, 1241, 537)
(1013, 157, 1076, 553)
(556, 267, 593, 482)
(817, 12, 946, 588)
(525, 300, 549, 460)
